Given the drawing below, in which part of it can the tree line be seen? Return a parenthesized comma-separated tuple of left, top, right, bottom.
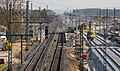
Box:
(72, 8, 120, 18)
(0, 0, 25, 34)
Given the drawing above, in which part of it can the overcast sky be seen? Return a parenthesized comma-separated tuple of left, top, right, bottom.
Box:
(31, 0, 120, 13)
(32, 0, 120, 9)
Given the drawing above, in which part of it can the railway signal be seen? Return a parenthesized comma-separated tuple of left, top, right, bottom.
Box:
(45, 26, 48, 39)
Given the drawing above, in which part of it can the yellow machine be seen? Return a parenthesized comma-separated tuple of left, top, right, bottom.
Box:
(80, 23, 96, 40)
(87, 31, 96, 41)
(90, 32, 96, 38)
(2, 40, 11, 51)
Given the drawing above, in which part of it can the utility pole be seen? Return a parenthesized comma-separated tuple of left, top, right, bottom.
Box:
(79, 25, 84, 71)
(89, 21, 92, 36)
(39, 7, 42, 43)
(31, 3, 32, 13)
(7, 1, 32, 70)
(25, 1, 29, 51)
(70, 10, 73, 29)
(114, 8, 116, 28)
(103, 9, 108, 71)
(88, 21, 92, 59)
(99, 9, 101, 33)
(81, 26, 84, 71)
(30, 3, 33, 21)
(30, 3, 33, 37)
(7, 2, 12, 71)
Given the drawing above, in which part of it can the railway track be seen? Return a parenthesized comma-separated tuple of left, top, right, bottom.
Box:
(29, 34, 55, 71)
(83, 33, 120, 71)
(91, 40, 117, 71)
(33, 30, 60, 71)
(95, 36, 120, 57)
(92, 36, 120, 71)
(96, 35, 119, 47)
(114, 48, 120, 53)
(109, 48, 120, 57)
(12, 22, 57, 71)
(33, 20, 63, 71)
(17, 23, 59, 71)
(48, 34, 61, 71)
(49, 38, 63, 71)
(94, 48, 115, 71)
(48, 22, 64, 71)
(12, 22, 57, 70)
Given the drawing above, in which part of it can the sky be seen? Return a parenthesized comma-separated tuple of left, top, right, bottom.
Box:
(31, 0, 120, 13)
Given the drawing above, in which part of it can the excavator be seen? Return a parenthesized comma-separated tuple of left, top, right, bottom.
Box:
(0, 25, 11, 51)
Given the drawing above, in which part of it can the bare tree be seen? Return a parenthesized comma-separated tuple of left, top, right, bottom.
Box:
(0, 0, 25, 34)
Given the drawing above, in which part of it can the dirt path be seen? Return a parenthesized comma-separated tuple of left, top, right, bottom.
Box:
(61, 47, 80, 71)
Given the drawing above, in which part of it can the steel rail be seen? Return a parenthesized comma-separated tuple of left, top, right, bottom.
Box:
(48, 34, 60, 71)
(19, 23, 58, 71)
(92, 38, 120, 70)
(82, 34, 116, 71)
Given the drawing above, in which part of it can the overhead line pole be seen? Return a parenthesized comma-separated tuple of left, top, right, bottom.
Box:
(114, 8, 116, 28)
(30, 3, 33, 22)
(99, 9, 101, 33)
(7, 1, 33, 70)
(103, 9, 108, 71)
(80, 26, 82, 71)
(6, 1, 48, 70)
(30, 3, 33, 37)
(39, 7, 42, 43)
(25, 0, 29, 51)
(31, 3, 33, 14)
(81, 26, 84, 71)
(88, 21, 92, 60)
(20, 2, 22, 33)
(79, 25, 84, 71)
(8, 2, 12, 71)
